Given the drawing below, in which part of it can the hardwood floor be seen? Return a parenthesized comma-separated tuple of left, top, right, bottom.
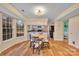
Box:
(0, 40, 79, 56)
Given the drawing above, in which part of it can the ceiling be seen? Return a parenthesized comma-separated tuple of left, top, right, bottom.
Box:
(12, 3, 74, 23)
(60, 8, 79, 21)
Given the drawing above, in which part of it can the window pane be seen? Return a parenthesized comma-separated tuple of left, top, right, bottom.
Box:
(16, 20, 24, 37)
(3, 35, 6, 41)
(2, 16, 12, 41)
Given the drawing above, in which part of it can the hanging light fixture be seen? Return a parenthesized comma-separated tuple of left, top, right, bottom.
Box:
(34, 6, 46, 16)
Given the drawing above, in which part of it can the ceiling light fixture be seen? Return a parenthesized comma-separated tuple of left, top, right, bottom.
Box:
(34, 6, 46, 16)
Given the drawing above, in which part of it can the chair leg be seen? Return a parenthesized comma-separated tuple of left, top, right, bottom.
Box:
(30, 42, 31, 47)
(48, 43, 50, 49)
(37, 46, 40, 55)
(38, 49, 40, 55)
(32, 44, 35, 54)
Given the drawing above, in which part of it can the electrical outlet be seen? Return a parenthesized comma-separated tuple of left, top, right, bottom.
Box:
(73, 41, 75, 44)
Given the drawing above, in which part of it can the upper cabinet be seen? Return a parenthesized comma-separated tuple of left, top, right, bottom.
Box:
(28, 25, 48, 32)
(27, 18, 48, 25)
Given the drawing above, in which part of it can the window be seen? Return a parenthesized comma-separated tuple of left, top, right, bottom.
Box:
(16, 20, 24, 37)
(2, 16, 12, 41)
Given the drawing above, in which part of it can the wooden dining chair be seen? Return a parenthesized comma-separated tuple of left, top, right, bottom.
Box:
(32, 40, 42, 55)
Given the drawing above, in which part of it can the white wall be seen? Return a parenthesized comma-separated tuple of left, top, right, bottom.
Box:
(0, 13, 2, 45)
(27, 18, 48, 25)
(54, 20, 64, 41)
(24, 18, 28, 40)
(69, 15, 79, 49)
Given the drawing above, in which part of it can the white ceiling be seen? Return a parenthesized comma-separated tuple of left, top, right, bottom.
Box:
(61, 8, 79, 21)
(12, 3, 74, 23)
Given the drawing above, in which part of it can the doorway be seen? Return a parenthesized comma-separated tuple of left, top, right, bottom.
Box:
(64, 20, 69, 43)
(49, 26, 54, 39)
